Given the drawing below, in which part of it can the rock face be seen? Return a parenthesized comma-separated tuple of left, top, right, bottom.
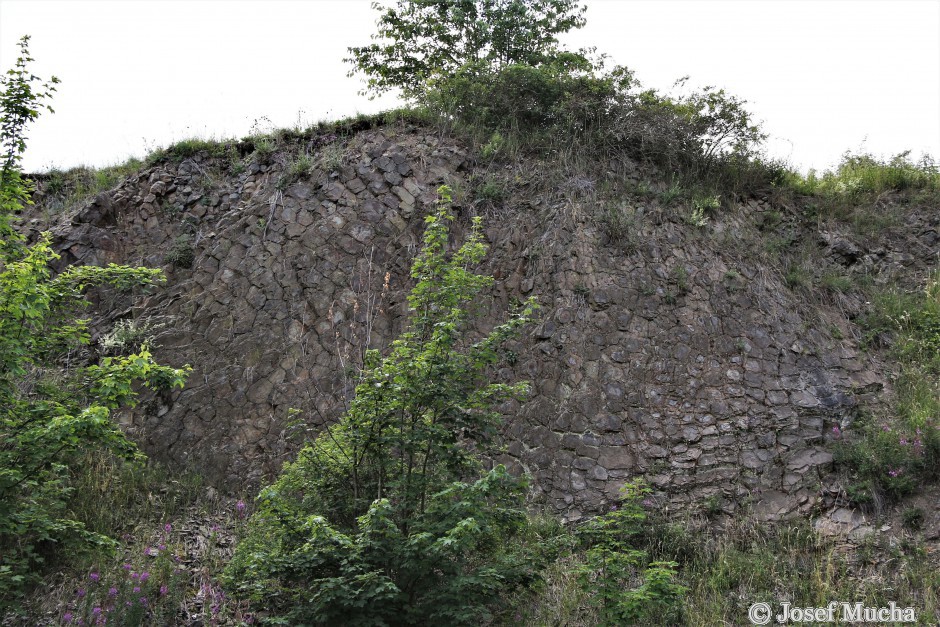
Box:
(34, 124, 920, 520)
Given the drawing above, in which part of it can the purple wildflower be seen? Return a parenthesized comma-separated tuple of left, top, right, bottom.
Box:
(76, 588, 86, 598)
(108, 587, 118, 597)
(900, 437, 908, 446)
(139, 597, 148, 607)
(92, 608, 102, 617)
(139, 572, 150, 583)
(160, 584, 169, 597)
(122, 564, 132, 570)
(164, 523, 172, 534)
(133, 586, 141, 594)
(158, 544, 166, 551)
(832, 425, 841, 437)
(62, 613, 73, 624)
(89, 572, 100, 583)
(236, 500, 247, 519)
(888, 468, 902, 478)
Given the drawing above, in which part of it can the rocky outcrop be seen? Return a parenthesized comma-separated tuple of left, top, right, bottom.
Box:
(34, 123, 923, 520)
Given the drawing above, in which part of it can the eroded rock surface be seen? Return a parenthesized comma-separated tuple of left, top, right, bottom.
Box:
(31, 124, 938, 519)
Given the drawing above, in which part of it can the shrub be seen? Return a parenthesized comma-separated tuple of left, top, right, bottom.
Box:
(99, 318, 163, 355)
(164, 137, 227, 161)
(225, 187, 544, 625)
(596, 202, 639, 249)
(163, 234, 194, 269)
(781, 151, 940, 205)
(0, 36, 190, 608)
(577, 480, 686, 626)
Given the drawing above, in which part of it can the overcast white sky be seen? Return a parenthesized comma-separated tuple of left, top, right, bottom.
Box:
(1, 0, 938, 174)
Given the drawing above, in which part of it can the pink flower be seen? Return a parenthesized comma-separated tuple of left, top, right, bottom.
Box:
(164, 523, 172, 534)
(888, 468, 902, 478)
(831, 425, 841, 437)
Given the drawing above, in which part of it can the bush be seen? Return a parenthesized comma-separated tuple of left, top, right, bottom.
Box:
(163, 234, 194, 269)
(577, 480, 686, 626)
(425, 54, 626, 140)
(225, 187, 545, 625)
(782, 151, 940, 203)
(425, 55, 770, 201)
(0, 36, 190, 608)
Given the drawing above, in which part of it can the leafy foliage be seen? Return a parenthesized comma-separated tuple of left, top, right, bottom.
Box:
(836, 270, 940, 503)
(0, 36, 58, 250)
(783, 150, 940, 200)
(0, 37, 190, 607)
(226, 186, 544, 624)
(577, 480, 685, 626)
(346, 0, 587, 99)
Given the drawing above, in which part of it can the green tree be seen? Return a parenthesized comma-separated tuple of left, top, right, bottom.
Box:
(0, 36, 190, 606)
(226, 187, 546, 625)
(346, 0, 587, 98)
(577, 480, 686, 626)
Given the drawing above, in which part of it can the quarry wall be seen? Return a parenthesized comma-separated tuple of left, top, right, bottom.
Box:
(37, 125, 898, 520)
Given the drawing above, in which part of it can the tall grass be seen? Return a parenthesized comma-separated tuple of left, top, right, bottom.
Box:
(506, 514, 939, 626)
(66, 452, 203, 538)
(778, 151, 939, 201)
(836, 270, 940, 504)
(36, 160, 144, 214)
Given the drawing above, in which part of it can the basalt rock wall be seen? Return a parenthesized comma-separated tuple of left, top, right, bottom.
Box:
(33, 124, 899, 520)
